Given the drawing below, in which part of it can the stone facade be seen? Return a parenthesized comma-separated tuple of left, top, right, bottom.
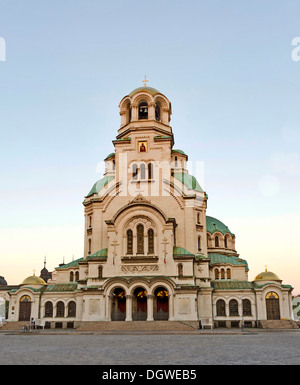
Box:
(5, 85, 294, 328)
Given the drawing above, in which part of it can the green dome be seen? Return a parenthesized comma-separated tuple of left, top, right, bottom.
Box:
(206, 216, 233, 235)
(128, 86, 161, 97)
(85, 176, 115, 198)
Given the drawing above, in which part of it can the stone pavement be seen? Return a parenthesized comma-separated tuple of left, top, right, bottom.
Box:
(1, 328, 300, 365)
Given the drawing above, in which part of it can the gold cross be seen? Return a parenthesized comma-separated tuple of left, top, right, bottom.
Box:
(265, 265, 268, 272)
(142, 75, 149, 87)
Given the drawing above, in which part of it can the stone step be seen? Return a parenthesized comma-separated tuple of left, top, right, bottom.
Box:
(0, 321, 30, 331)
(259, 320, 299, 329)
(75, 321, 199, 332)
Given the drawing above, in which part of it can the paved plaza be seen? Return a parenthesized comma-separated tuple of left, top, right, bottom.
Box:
(1, 330, 300, 365)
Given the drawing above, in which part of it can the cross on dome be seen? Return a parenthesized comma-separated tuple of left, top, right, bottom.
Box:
(142, 75, 149, 87)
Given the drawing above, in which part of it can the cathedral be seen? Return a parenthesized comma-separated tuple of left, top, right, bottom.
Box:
(4, 84, 295, 328)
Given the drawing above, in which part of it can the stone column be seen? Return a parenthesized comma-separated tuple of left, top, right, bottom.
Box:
(125, 295, 133, 321)
(147, 294, 154, 321)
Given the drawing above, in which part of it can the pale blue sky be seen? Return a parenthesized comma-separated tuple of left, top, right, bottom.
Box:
(0, 1, 300, 290)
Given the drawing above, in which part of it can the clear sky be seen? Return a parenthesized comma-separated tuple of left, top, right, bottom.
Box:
(1, 0, 300, 294)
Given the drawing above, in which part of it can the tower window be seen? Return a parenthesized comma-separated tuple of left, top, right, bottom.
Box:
(140, 163, 146, 179)
(178, 263, 183, 277)
(137, 224, 144, 254)
(138, 102, 148, 119)
(132, 163, 138, 179)
(198, 236, 201, 251)
(155, 103, 161, 121)
(148, 229, 154, 254)
(148, 163, 153, 180)
(127, 229, 133, 254)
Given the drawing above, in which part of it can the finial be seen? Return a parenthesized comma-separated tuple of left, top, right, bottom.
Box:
(142, 75, 149, 87)
(265, 265, 268, 272)
(44, 255, 46, 268)
(33, 269, 36, 276)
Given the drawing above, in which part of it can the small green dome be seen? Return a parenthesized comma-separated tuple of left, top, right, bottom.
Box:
(206, 216, 233, 235)
(128, 86, 161, 97)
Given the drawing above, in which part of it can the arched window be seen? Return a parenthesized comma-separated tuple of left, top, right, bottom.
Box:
(215, 269, 219, 280)
(132, 163, 138, 180)
(70, 271, 74, 282)
(67, 301, 76, 317)
(155, 103, 161, 121)
(148, 229, 154, 254)
(44, 301, 53, 317)
(56, 301, 65, 317)
(138, 102, 148, 119)
(229, 299, 239, 316)
(75, 271, 79, 281)
(220, 268, 225, 279)
(137, 224, 144, 254)
(175, 156, 178, 167)
(216, 299, 226, 316)
(215, 236, 219, 247)
(178, 263, 183, 277)
(224, 236, 228, 248)
(242, 299, 252, 316)
(88, 238, 91, 254)
(98, 265, 103, 278)
(226, 268, 231, 279)
(148, 163, 153, 180)
(140, 163, 146, 179)
(197, 212, 201, 224)
(198, 236, 201, 251)
(127, 229, 133, 254)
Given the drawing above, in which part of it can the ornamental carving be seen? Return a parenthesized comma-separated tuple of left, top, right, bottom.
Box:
(121, 265, 159, 273)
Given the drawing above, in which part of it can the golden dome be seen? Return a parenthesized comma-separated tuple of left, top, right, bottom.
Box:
(21, 274, 46, 286)
(254, 269, 281, 282)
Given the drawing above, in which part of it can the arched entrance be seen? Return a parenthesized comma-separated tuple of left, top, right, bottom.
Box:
(154, 287, 169, 320)
(111, 288, 126, 321)
(132, 287, 147, 320)
(19, 295, 32, 321)
(266, 291, 280, 320)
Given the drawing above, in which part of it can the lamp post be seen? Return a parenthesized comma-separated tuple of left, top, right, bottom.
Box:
(240, 297, 245, 331)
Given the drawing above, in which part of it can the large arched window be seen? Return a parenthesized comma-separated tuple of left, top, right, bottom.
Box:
(216, 299, 226, 316)
(75, 271, 79, 281)
(229, 299, 239, 316)
(44, 301, 53, 317)
(138, 102, 148, 119)
(242, 299, 252, 316)
(56, 301, 65, 317)
(148, 229, 154, 254)
(137, 224, 144, 254)
(70, 271, 74, 282)
(67, 301, 76, 317)
(127, 229, 133, 254)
